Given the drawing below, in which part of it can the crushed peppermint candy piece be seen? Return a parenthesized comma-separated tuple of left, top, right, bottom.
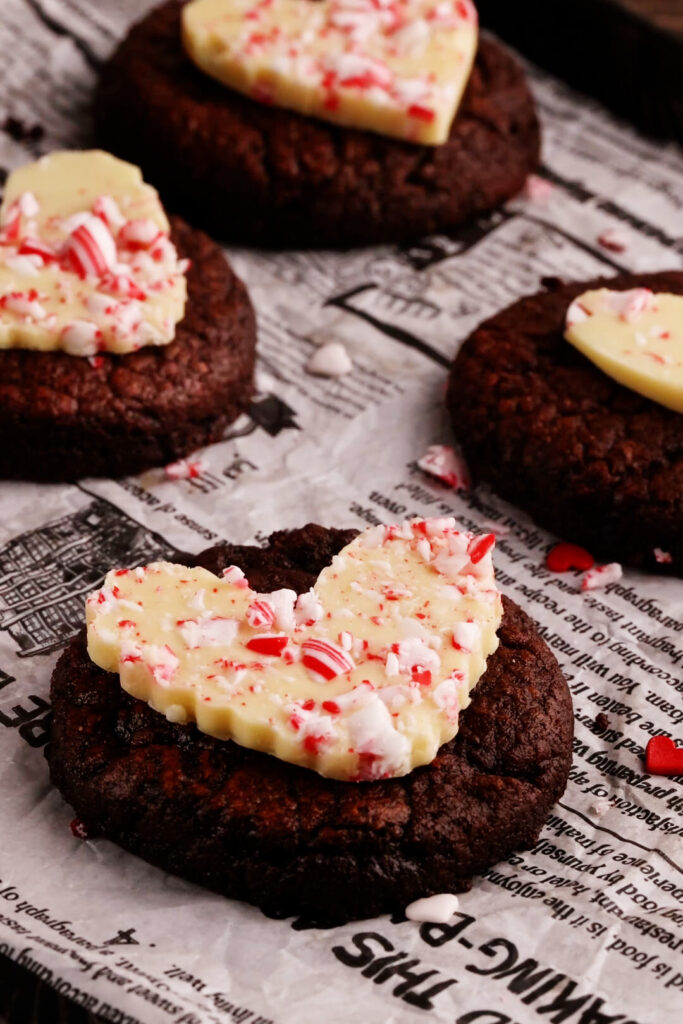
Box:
(246, 600, 276, 629)
(480, 519, 509, 537)
(418, 444, 470, 491)
(522, 174, 554, 202)
(61, 320, 101, 357)
(301, 638, 355, 681)
(0, 151, 188, 357)
(590, 799, 610, 818)
(654, 548, 673, 565)
(70, 817, 89, 839)
(546, 542, 595, 573)
(306, 341, 353, 377)
(86, 518, 502, 781)
(405, 893, 460, 923)
(597, 227, 631, 253)
(165, 456, 206, 480)
(62, 215, 118, 278)
(608, 288, 655, 322)
(581, 563, 623, 592)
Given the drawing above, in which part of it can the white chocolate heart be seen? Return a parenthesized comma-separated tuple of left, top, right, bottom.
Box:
(565, 288, 683, 413)
(182, 0, 478, 145)
(0, 151, 188, 356)
(86, 518, 502, 781)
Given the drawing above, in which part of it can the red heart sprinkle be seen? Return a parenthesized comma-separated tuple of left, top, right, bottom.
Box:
(646, 736, 683, 776)
(546, 543, 595, 573)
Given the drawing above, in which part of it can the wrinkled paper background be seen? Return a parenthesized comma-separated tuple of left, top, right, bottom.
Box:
(0, 2, 682, 1022)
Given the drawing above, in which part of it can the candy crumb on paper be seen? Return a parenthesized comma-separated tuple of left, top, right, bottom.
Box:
(597, 227, 631, 253)
(522, 174, 554, 202)
(405, 893, 460, 923)
(418, 444, 470, 491)
(481, 519, 510, 537)
(306, 341, 353, 377)
(165, 456, 206, 480)
(70, 817, 88, 839)
(546, 542, 595, 573)
(581, 563, 623, 592)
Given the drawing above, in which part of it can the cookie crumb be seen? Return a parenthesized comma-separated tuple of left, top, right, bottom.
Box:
(595, 712, 609, 731)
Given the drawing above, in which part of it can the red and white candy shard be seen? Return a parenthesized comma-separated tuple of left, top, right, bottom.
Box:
(418, 444, 470, 491)
(165, 456, 206, 480)
(581, 563, 623, 592)
(87, 517, 503, 782)
(0, 150, 188, 357)
(182, 0, 479, 146)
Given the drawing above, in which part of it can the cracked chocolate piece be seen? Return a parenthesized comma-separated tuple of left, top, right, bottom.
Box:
(48, 524, 572, 925)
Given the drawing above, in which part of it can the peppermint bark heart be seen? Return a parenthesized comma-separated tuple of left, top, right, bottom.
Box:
(0, 151, 188, 356)
(87, 518, 502, 781)
(182, 0, 478, 145)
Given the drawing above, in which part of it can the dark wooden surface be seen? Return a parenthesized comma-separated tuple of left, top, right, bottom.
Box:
(619, 0, 683, 34)
(478, 0, 683, 141)
(0, 954, 102, 1024)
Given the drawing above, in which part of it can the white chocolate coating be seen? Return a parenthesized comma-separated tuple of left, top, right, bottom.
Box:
(0, 151, 187, 356)
(565, 288, 683, 414)
(86, 518, 502, 781)
(182, 0, 478, 145)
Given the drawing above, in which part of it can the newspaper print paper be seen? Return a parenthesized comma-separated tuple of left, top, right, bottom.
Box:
(0, 2, 682, 1023)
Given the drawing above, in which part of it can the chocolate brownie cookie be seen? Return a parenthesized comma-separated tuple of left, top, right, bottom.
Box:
(95, 1, 540, 248)
(0, 217, 256, 481)
(48, 524, 572, 925)
(448, 270, 683, 575)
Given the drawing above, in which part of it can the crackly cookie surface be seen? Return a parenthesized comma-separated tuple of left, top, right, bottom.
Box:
(49, 524, 572, 924)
